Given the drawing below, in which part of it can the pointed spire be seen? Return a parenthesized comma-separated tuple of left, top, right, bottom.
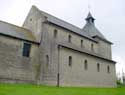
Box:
(86, 12, 93, 19)
(85, 12, 95, 24)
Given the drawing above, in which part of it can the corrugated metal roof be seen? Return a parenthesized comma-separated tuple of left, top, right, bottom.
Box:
(0, 20, 36, 43)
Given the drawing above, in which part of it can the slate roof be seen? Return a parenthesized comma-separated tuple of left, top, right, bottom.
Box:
(86, 12, 95, 20)
(58, 42, 116, 63)
(0, 6, 111, 44)
(83, 12, 106, 39)
(83, 22, 106, 39)
(35, 6, 111, 43)
(36, 7, 97, 42)
(0, 20, 36, 43)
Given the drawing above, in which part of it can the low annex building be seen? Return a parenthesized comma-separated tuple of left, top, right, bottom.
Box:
(0, 6, 116, 87)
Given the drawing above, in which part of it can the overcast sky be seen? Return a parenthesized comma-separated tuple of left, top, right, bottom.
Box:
(0, 0, 125, 75)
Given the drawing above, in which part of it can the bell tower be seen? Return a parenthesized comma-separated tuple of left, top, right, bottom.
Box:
(85, 12, 95, 24)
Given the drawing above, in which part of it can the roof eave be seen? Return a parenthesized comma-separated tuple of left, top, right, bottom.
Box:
(0, 32, 40, 45)
(43, 21, 98, 43)
(92, 35, 113, 44)
(58, 43, 116, 64)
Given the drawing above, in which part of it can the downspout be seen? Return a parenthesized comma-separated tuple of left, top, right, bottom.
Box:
(57, 45, 60, 87)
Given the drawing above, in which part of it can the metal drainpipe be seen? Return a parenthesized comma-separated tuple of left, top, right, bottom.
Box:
(57, 45, 60, 87)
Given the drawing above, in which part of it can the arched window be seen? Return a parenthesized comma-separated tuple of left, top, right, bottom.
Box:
(81, 39, 83, 48)
(91, 43, 94, 51)
(107, 65, 110, 73)
(54, 29, 58, 38)
(46, 55, 49, 66)
(69, 56, 72, 66)
(97, 63, 100, 72)
(68, 35, 72, 43)
(84, 60, 88, 70)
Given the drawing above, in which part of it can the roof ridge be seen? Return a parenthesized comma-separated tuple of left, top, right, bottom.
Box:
(36, 7, 83, 31)
(35, 6, 98, 42)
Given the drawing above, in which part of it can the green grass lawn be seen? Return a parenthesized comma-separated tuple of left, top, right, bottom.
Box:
(0, 83, 125, 95)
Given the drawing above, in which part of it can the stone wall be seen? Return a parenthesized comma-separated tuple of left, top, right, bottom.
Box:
(37, 22, 116, 87)
(23, 6, 44, 42)
(59, 47, 116, 87)
(46, 24, 99, 55)
(98, 40, 112, 59)
(0, 35, 39, 84)
(22, 6, 116, 87)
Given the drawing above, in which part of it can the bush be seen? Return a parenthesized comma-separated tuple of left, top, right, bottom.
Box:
(117, 80, 122, 85)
